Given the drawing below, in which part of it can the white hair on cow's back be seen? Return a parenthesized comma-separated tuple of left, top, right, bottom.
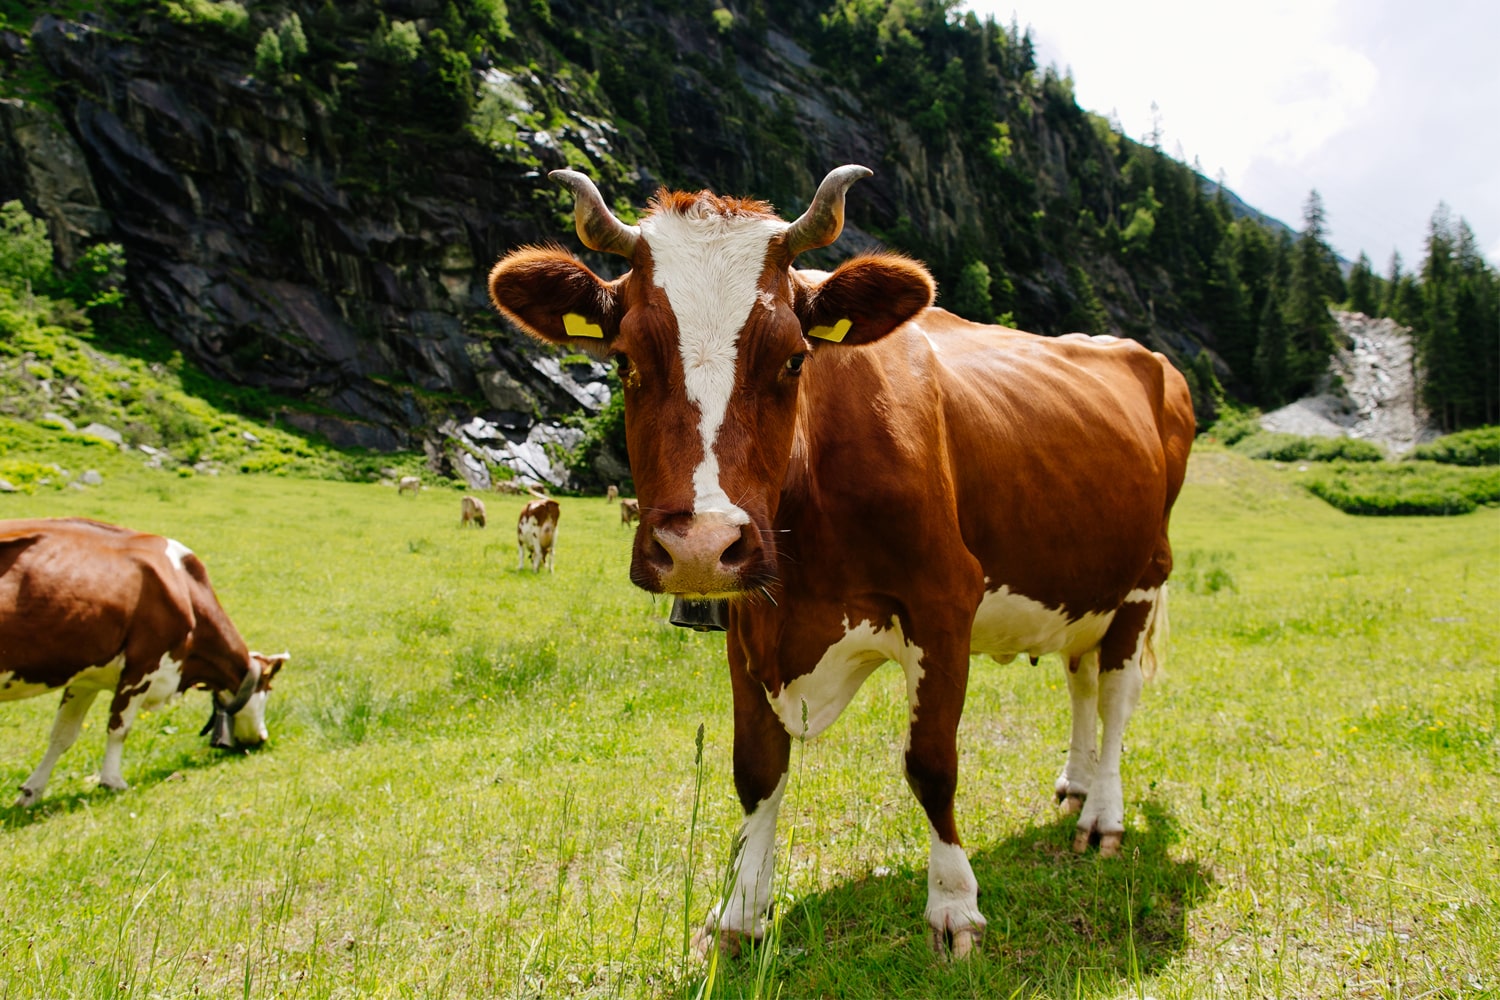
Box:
(641, 206, 785, 524)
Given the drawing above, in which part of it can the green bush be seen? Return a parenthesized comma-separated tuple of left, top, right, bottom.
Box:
(1205, 410, 1261, 446)
(1231, 431, 1382, 463)
(162, 0, 249, 33)
(1408, 426, 1500, 466)
(1305, 436, 1384, 462)
(1303, 461, 1500, 516)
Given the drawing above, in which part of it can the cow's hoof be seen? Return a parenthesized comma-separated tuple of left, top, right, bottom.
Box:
(1098, 831, 1123, 858)
(1071, 826, 1124, 856)
(690, 927, 753, 960)
(14, 787, 40, 808)
(98, 776, 129, 792)
(929, 924, 983, 961)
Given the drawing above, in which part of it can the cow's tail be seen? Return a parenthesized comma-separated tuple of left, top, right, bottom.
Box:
(1139, 584, 1169, 683)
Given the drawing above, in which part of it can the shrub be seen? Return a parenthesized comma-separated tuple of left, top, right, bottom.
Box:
(1408, 426, 1500, 467)
(1305, 437, 1384, 462)
(1303, 461, 1500, 516)
(162, 0, 249, 33)
(1231, 431, 1382, 463)
(1205, 410, 1261, 446)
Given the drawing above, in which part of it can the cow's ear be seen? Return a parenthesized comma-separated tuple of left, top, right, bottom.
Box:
(251, 650, 289, 680)
(796, 254, 934, 347)
(489, 246, 622, 348)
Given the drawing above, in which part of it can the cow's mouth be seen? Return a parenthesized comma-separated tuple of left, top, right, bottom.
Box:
(630, 512, 774, 597)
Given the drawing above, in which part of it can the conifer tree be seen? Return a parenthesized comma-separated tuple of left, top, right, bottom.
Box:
(1346, 252, 1379, 316)
(1282, 190, 1342, 395)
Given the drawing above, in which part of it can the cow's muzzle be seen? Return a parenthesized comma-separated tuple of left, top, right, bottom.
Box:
(198, 657, 263, 750)
(636, 511, 767, 596)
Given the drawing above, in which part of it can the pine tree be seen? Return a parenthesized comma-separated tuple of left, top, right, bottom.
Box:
(1346, 252, 1379, 316)
(1282, 190, 1342, 395)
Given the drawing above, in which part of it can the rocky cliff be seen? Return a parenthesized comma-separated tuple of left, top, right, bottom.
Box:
(0, 1, 1240, 487)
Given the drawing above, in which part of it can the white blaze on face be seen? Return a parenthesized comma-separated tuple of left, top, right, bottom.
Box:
(641, 208, 785, 523)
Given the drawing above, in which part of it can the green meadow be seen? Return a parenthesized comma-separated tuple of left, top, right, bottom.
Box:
(0, 441, 1495, 999)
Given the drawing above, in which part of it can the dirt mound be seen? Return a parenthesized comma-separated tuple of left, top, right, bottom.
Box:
(1259, 311, 1439, 455)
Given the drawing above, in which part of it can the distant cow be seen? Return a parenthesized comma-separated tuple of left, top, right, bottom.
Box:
(397, 475, 420, 495)
(460, 495, 487, 528)
(620, 498, 640, 527)
(517, 495, 560, 572)
(606, 485, 619, 503)
(0, 518, 288, 806)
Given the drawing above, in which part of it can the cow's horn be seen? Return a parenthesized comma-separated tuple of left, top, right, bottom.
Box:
(550, 169, 639, 258)
(783, 165, 873, 258)
(219, 656, 262, 716)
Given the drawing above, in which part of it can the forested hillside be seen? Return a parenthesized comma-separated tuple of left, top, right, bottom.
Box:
(0, 0, 1494, 472)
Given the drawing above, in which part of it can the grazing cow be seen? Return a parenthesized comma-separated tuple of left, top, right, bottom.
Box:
(0, 518, 288, 805)
(488, 167, 1194, 958)
(460, 495, 487, 528)
(517, 493, 559, 572)
(620, 497, 640, 527)
(606, 485, 619, 503)
(397, 475, 420, 495)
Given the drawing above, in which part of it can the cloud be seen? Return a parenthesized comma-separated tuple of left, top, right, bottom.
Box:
(963, 0, 1500, 266)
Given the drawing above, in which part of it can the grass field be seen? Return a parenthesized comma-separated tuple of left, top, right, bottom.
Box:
(0, 443, 1495, 998)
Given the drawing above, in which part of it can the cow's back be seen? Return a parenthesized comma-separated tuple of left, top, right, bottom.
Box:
(787, 312, 1193, 616)
(0, 519, 194, 676)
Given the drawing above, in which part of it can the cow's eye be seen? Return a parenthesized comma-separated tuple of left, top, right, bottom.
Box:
(784, 353, 806, 376)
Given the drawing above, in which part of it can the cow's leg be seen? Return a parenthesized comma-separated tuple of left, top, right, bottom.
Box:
(697, 640, 791, 956)
(99, 671, 170, 791)
(903, 633, 987, 959)
(17, 686, 101, 807)
(1072, 589, 1158, 857)
(1055, 650, 1100, 814)
(516, 537, 525, 570)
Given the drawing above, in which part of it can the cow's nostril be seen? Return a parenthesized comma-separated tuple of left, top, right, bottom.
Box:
(647, 536, 674, 569)
(720, 535, 747, 567)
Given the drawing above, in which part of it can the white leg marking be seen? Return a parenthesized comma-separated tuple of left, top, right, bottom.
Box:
(642, 210, 782, 521)
(17, 687, 101, 807)
(1056, 651, 1100, 809)
(1075, 662, 1143, 854)
(707, 772, 788, 940)
(99, 654, 184, 792)
(925, 824, 986, 956)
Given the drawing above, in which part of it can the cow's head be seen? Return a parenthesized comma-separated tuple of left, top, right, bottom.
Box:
(202, 650, 288, 749)
(489, 166, 933, 597)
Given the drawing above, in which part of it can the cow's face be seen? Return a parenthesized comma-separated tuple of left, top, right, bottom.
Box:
(489, 167, 932, 597)
(230, 651, 287, 746)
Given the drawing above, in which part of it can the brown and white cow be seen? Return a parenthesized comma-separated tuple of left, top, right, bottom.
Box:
(397, 475, 420, 495)
(619, 497, 640, 527)
(461, 495, 487, 528)
(488, 167, 1194, 958)
(0, 518, 287, 805)
(606, 484, 619, 503)
(516, 493, 559, 572)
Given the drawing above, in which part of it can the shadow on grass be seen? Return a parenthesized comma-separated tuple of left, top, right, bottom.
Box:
(0, 741, 262, 833)
(702, 800, 1213, 998)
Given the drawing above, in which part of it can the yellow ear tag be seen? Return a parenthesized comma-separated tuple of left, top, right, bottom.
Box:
(807, 317, 853, 343)
(563, 312, 604, 339)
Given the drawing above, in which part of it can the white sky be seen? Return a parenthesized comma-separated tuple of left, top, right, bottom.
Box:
(964, 0, 1500, 269)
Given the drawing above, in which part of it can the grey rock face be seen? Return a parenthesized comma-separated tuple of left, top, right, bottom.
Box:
(2, 13, 612, 481)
